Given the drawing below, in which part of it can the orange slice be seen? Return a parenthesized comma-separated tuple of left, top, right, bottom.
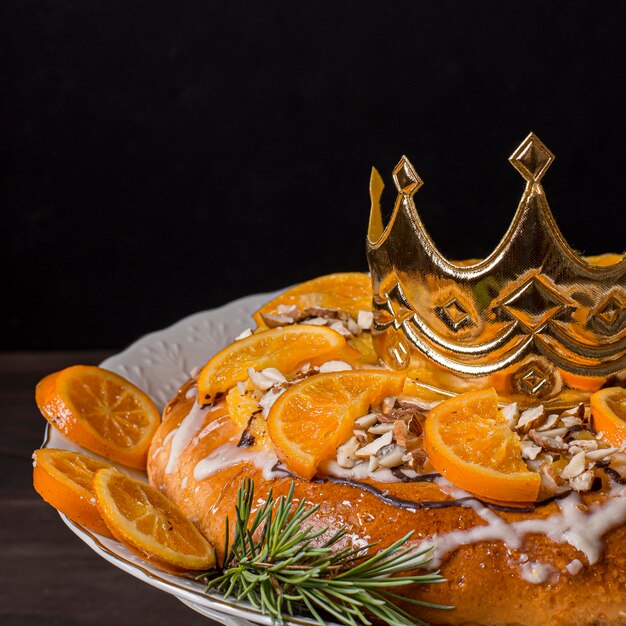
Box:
(33, 448, 115, 537)
(93, 468, 214, 570)
(253, 272, 378, 365)
(253, 272, 372, 327)
(36, 365, 161, 469)
(197, 325, 359, 403)
(558, 369, 606, 393)
(590, 387, 626, 448)
(424, 388, 540, 502)
(267, 370, 406, 479)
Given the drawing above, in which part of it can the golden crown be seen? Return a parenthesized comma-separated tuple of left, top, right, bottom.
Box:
(366, 133, 626, 407)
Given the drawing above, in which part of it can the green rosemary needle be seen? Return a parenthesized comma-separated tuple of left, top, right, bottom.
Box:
(197, 478, 451, 626)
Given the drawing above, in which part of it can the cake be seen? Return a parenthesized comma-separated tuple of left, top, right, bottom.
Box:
(147, 135, 626, 626)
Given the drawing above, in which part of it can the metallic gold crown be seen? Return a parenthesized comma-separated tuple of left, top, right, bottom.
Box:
(366, 133, 626, 406)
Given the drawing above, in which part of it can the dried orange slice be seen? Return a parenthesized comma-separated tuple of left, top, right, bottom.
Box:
(197, 325, 359, 403)
(267, 370, 406, 479)
(253, 272, 372, 327)
(590, 387, 626, 448)
(558, 369, 606, 393)
(33, 448, 115, 537)
(36, 365, 160, 469)
(424, 388, 540, 502)
(253, 272, 378, 364)
(93, 468, 214, 570)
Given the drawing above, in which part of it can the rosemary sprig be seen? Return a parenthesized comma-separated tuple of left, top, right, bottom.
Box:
(197, 478, 451, 626)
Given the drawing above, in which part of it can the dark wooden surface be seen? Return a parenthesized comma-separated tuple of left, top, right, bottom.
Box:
(0, 352, 218, 625)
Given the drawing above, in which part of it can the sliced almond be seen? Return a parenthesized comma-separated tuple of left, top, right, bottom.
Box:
(354, 413, 379, 429)
(376, 444, 407, 468)
(529, 429, 569, 453)
(368, 422, 394, 435)
(515, 405, 545, 433)
(336, 436, 360, 468)
(276, 304, 303, 319)
(302, 317, 329, 326)
(353, 430, 369, 445)
(356, 430, 393, 457)
(568, 439, 598, 454)
(539, 464, 565, 492)
(234, 328, 254, 341)
(303, 307, 339, 319)
(537, 413, 560, 432)
(357, 310, 373, 330)
(500, 402, 519, 429)
(537, 427, 569, 438)
(396, 395, 441, 411)
(407, 416, 423, 437)
(319, 360, 353, 373)
(561, 451, 587, 479)
(585, 447, 619, 461)
(259, 386, 287, 418)
(520, 440, 542, 460)
(260, 313, 296, 327)
(248, 367, 288, 390)
(329, 320, 353, 337)
(569, 470, 595, 492)
(393, 419, 416, 448)
(346, 317, 360, 335)
(402, 448, 428, 470)
(381, 396, 397, 414)
(561, 415, 583, 428)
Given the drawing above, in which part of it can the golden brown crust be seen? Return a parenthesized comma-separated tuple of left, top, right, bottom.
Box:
(148, 386, 626, 626)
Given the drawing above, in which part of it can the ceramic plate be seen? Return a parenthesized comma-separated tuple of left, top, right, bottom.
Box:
(43, 291, 324, 626)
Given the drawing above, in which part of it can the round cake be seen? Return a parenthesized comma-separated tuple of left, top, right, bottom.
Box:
(147, 274, 626, 626)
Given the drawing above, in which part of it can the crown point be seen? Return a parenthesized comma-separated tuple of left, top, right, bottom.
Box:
(368, 167, 385, 242)
(509, 132, 555, 183)
(392, 156, 423, 196)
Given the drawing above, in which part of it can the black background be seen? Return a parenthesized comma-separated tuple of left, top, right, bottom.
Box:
(3, 1, 625, 350)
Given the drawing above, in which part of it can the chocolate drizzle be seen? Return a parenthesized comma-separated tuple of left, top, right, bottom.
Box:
(319, 475, 573, 514)
(603, 466, 626, 485)
(390, 468, 440, 483)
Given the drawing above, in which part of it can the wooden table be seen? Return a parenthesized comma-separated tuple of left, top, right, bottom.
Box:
(1, 352, 218, 625)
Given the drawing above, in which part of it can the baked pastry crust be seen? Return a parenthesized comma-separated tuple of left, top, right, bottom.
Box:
(148, 381, 626, 626)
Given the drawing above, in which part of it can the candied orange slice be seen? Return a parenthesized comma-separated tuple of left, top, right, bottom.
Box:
(267, 370, 405, 479)
(253, 272, 372, 327)
(253, 273, 378, 365)
(424, 388, 540, 502)
(93, 468, 214, 570)
(36, 365, 160, 469)
(590, 387, 626, 448)
(197, 325, 359, 403)
(33, 448, 114, 537)
(558, 369, 606, 393)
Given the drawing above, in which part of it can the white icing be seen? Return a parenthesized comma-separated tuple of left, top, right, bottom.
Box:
(420, 479, 626, 569)
(519, 560, 557, 584)
(319, 459, 418, 483)
(193, 443, 282, 482)
(565, 558, 583, 575)
(165, 401, 210, 475)
(151, 425, 178, 460)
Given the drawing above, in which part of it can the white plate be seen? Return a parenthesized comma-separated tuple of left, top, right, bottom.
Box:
(43, 291, 323, 625)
